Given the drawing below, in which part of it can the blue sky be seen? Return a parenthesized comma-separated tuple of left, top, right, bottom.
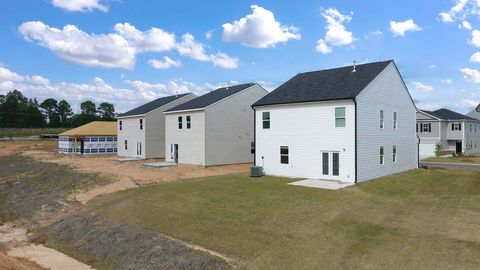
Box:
(0, 0, 479, 113)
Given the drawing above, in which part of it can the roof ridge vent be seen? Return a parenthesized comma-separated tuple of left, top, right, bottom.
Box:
(352, 61, 357, 73)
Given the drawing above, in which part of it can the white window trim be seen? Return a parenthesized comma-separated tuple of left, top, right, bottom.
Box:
(335, 107, 346, 128)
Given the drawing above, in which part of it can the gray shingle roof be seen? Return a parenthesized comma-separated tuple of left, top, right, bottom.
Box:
(422, 108, 478, 121)
(166, 83, 255, 112)
(253, 60, 392, 107)
(119, 93, 191, 117)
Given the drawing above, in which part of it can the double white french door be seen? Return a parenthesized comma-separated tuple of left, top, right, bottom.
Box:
(321, 151, 340, 179)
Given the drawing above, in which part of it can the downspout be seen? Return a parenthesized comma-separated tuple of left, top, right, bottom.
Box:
(252, 106, 256, 166)
(353, 99, 358, 183)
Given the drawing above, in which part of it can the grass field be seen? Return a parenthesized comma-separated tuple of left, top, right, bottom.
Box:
(0, 128, 68, 138)
(424, 155, 480, 164)
(89, 168, 480, 269)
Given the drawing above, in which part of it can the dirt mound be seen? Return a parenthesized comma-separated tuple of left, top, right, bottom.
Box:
(0, 252, 47, 270)
(42, 213, 233, 270)
(0, 154, 112, 222)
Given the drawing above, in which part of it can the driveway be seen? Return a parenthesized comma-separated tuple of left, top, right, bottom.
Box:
(420, 162, 480, 169)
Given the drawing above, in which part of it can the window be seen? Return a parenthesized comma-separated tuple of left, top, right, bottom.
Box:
(178, 116, 183, 129)
(393, 145, 397, 163)
(119, 120, 122, 131)
(322, 152, 329, 175)
(124, 140, 128, 150)
(140, 119, 143, 130)
(421, 123, 431, 133)
(393, 112, 398, 130)
(380, 110, 384, 129)
(250, 141, 255, 154)
(262, 112, 270, 129)
(335, 107, 346, 127)
(452, 123, 461, 131)
(332, 153, 339, 176)
(380, 146, 384, 165)
(186, 116, 191, 129)
(99, 137, 106, 142)
(470, 124, 473, 132)
(280, 146, 289, 164)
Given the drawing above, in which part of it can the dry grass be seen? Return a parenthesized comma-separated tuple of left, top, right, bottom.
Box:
(90, 168, 480, 270)
(424, 155, 480, 164)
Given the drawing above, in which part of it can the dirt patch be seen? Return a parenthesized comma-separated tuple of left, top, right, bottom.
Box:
(0, 252, 47, 270)
(0, 154, 112, 223)
(42, 213, 233, 270)
(1, 140, 251, 203)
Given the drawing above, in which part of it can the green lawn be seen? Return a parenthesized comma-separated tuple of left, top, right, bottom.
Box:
(424, 155, 480, 164)
(89, 169, 480, 270)
(0, 128, 68, 138)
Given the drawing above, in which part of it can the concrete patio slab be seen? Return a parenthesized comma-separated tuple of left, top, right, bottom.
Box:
(116, 157, 143, 163)
(141, 162, 177, 168)
(288, 179, 354, 190)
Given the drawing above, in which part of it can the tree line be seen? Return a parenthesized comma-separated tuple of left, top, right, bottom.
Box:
(0, 90, 116, 128)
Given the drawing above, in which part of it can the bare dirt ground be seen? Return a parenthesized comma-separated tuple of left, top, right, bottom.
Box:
(0, 140, 247, 269)
(0, 140, 250, 203)
(0, 252, 46, 270)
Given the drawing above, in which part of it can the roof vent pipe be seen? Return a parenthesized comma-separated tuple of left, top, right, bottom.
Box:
(352, 61, 357, 73)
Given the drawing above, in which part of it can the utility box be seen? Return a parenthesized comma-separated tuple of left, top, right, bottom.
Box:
(250, 166, 263, 177)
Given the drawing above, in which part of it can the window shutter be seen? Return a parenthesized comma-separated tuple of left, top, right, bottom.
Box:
(416, 123, 418, 132)
(452, 123, 454, 131)
(459, 123, 462, 131)
(420, 124, 423, 133)
(428, 123, 431, 132)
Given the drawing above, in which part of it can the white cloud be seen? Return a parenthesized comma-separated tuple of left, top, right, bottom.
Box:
(18, 21, 238, 69)
(412, 82, 434, 91)
(113, 23, 176, 52)
(471, 29, 480, 47)
(470, 52, 480, 62)
(315, 8, 354, 54)
(438, 0, 472, 23)
(148, 57, 181, 69)
(417, 103, 441, 111)
(209, 53, 239, 69)
(459, 20, 473, 29)
(389, 19, 421, 37)
(0, 67, 24, 81)
(205, 30, 214, 40)
(0, 65, 248, 112)
(28, 75, 50, 85)
(364, 30, 383, 39)
(176, 33, 238, 68)
(458, 98, 480, 108)
(429, 64, 437, 68)
(441, 79, 453, 84)
(51, 0, 108, 12)
(176, 33, 210, 61)
(18, 21, 137, 69)
(222, 5, 300, 48)
(460, 67, 480, 82)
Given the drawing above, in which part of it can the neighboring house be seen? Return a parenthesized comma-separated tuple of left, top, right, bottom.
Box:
(252, 60, 418, 183)
(417, 108, 480, 157)
(164, 83, 268, 166)
(58, 121, 117, 155)
(467, 104, 480, 120)
(117, 93, 196, 159)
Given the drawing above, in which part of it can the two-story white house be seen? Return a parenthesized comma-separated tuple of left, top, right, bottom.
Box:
(417, 108, 480, 157)
(164, 83, 268, 166)
(117, 93, 196, 159)
(252, 60, 418, 183)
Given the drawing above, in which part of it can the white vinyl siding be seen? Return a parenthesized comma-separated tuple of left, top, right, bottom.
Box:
(117, 93, 196, 159)
(255, 100, 356, 182)
(356, 62, 418, 182)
